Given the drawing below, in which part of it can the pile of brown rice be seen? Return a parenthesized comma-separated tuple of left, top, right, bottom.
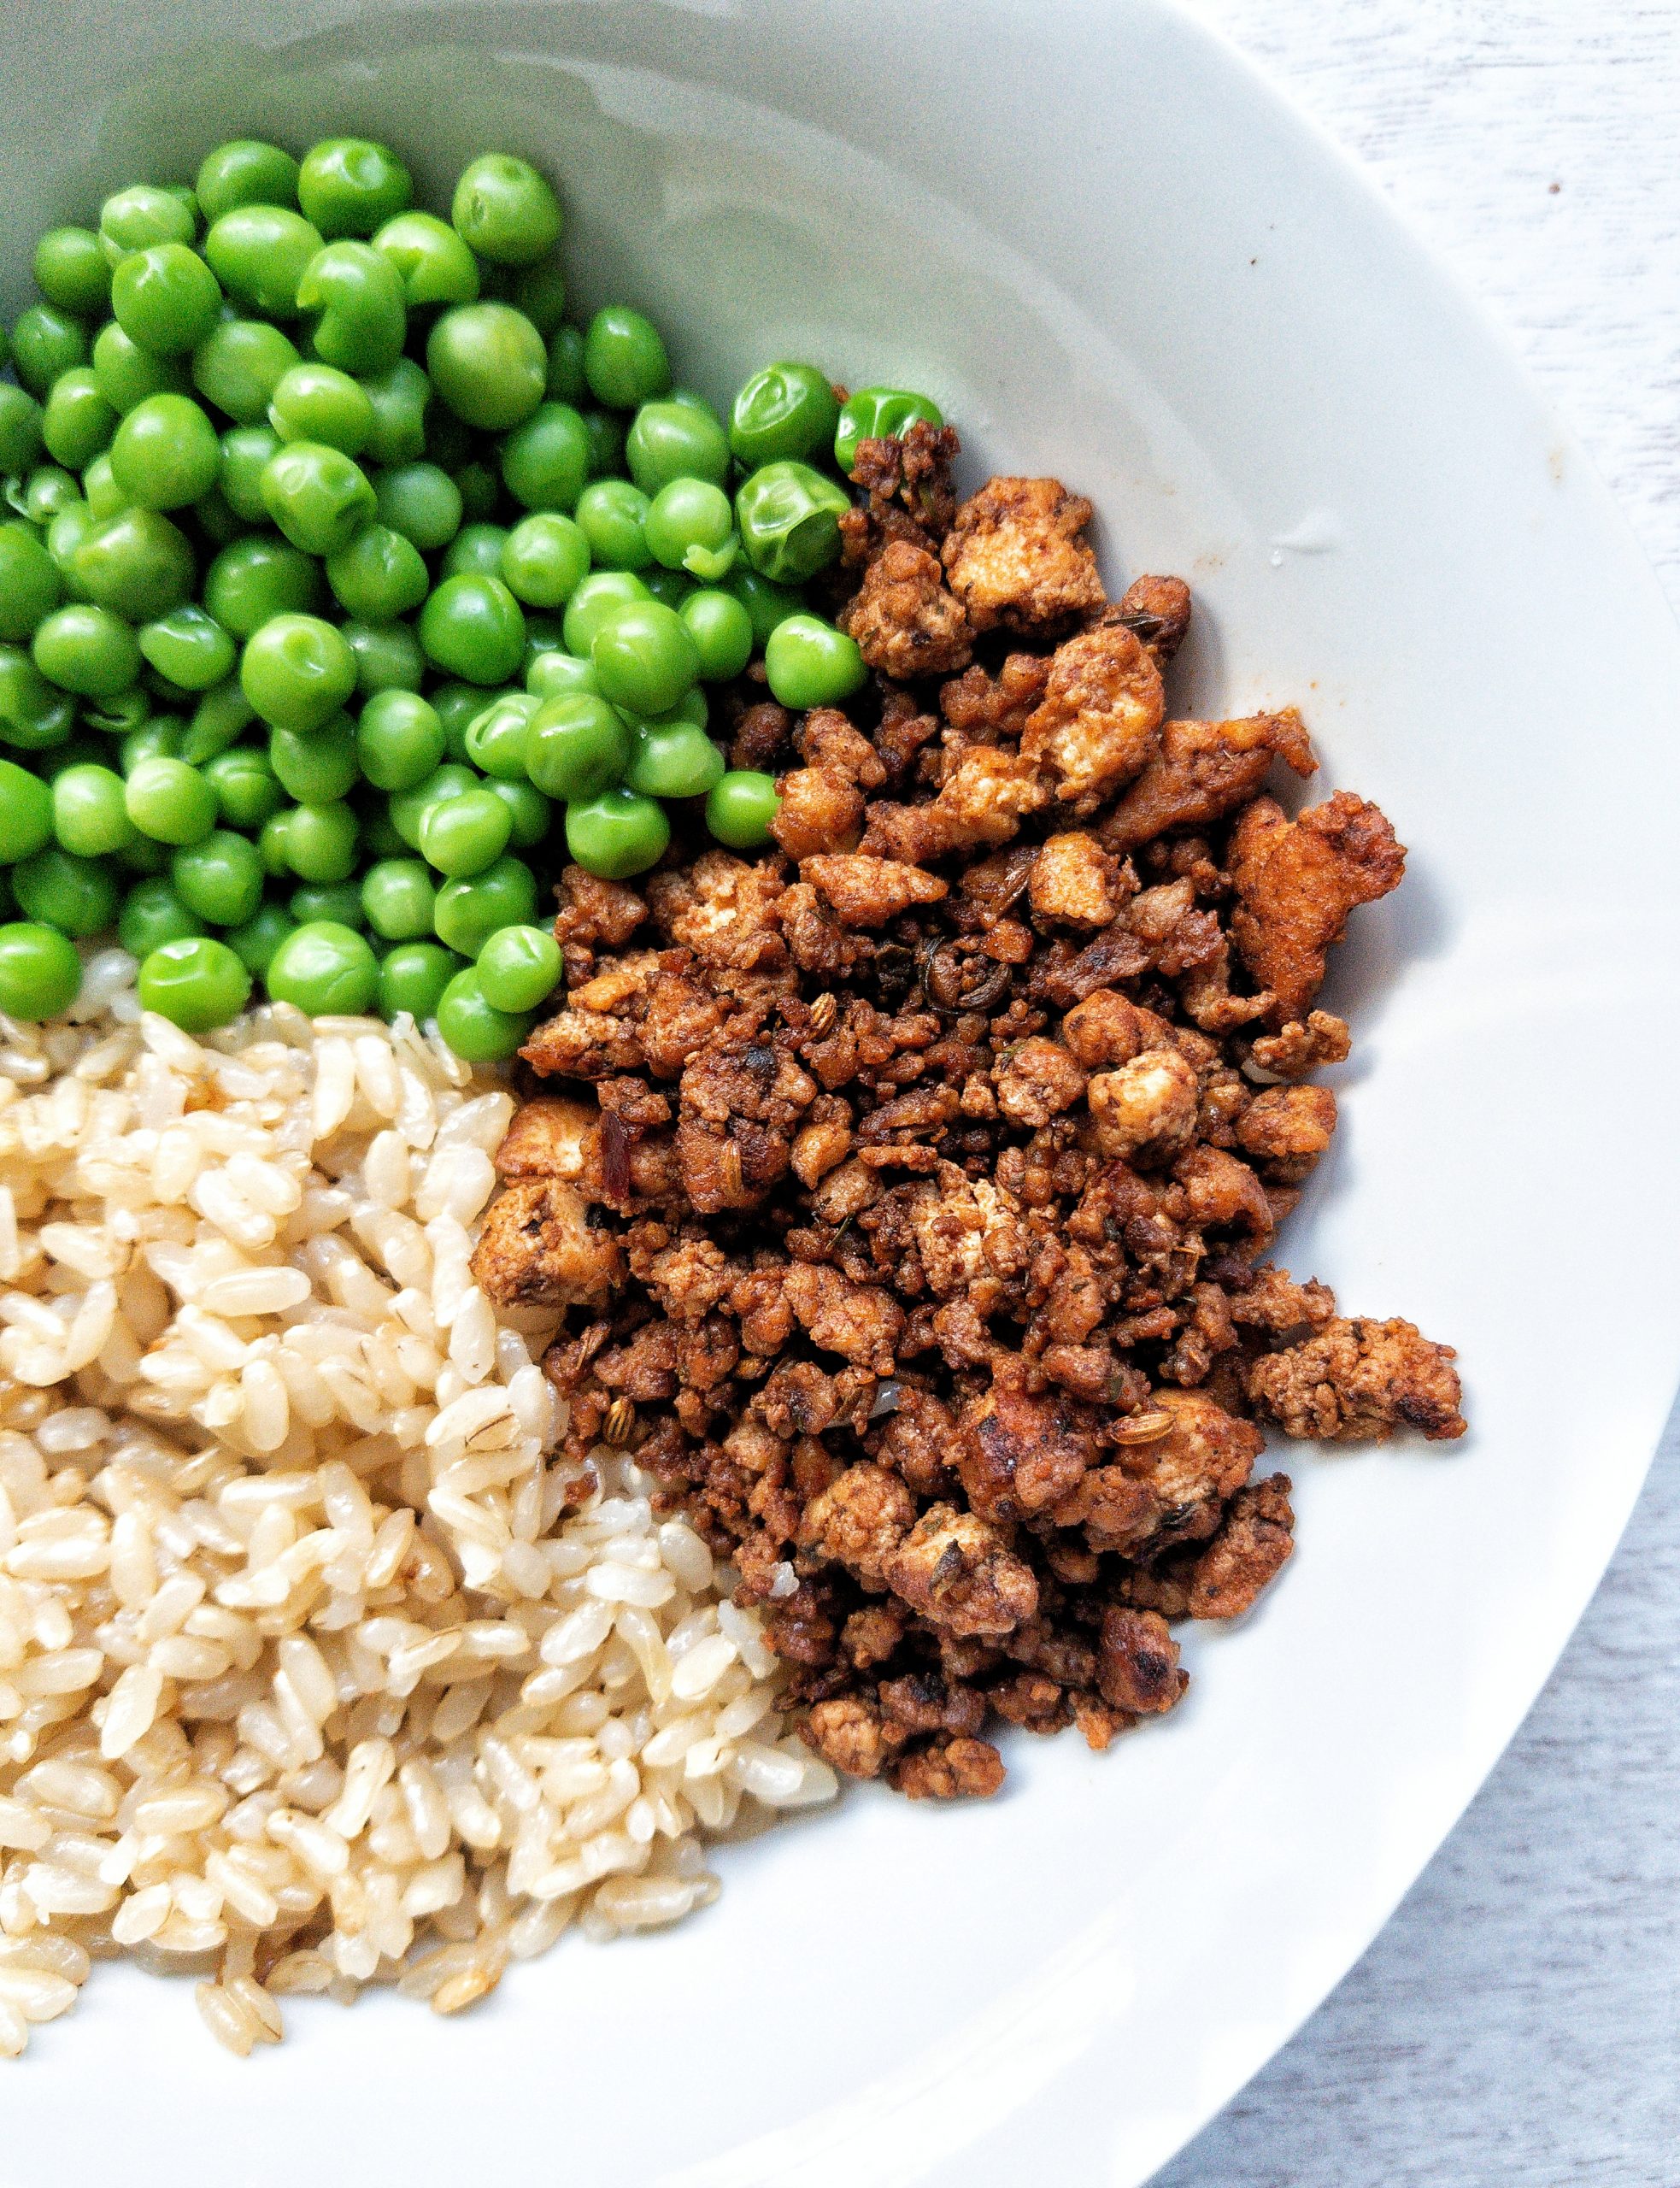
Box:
(0, 948, 832, 2056)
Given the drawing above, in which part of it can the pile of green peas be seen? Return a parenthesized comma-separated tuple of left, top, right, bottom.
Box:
(0, 134, 944, 1058)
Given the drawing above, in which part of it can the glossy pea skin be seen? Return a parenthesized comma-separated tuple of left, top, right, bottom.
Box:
(269, 719, 359, 803)
(361, 356, 431, 466)
(0, 646, 76, 751)
(41, 370, 118, 470)
(218, 425, 281, 522)
(344, 620, 425, 696)
(99, 185, 196, 266)
(0, 525, 64, 643)
(324, 522, 429, 622)
(136, 934, 251, 1030)
(32, 603, 141, 697)
(484, 774, 549, 849)
(432, 854, 537, 956)
(203, 744, 282, 829)
(590, 597, 698, 717)
(187, 318, 295, 426)
(259, 439, 377, 555)
(705, 768, 781, 850)
(0, 760, 55, 862)
(764, 612, 866, 709)
(625, 397, 730, 496)
(418, 573, 526, 685)
(734, 460, 850, 584)
(361, 856, 437, 940)
(582, 307, 671, 410)
(564, 785, 670, 879)
(124, 755, 217, 845)
(291, 879, 364, 928)
(195, 141, 302, 223)
(499, 400, 589, 513)
(0, 921, 82, 1020)
(522, 691, 629, 802)
(111, 243, 223, 356)
(119, 877, 203, 956)
(170, 828, 265, 926)
(726, 566, 804, 648)
(33, 227, 112, 317)
(13, 464, 80, 529)
(511, 263, 567, 338)
(475, 920, 561, 1012)
(451, 155, 561, 266)
(462, 691, 537, 780)
(263, 918, 377, 1013)
(585, 409, 623, 475)
(625, 717, 725, 801)
(0, 386, 45, 475)
(50, 762, 135, 856)
(833, 385, 944, 476)
(240, 612, 357, 732)
(378, 939, 461, 1020)
(679, 588, 754, 683)
(435, 966, 532, 1062)
(120, 715, 187, 773)
(202, 534, 320, 638)
(12, 846, 118, 937)
(451, 460, 498, 526)
(138, 603, 237, 691)
(372, 210, 479, 307)
(298, 139, 413, 240)
(573, 478, 649, 573)
(280, 800, 359, 883)
(79, 453, 126, 523)
(9, 305, 88, 397)
(500, 511, 590, 609)
(297, 240, 408, 377)
(68, 509, 192, 629)
(427, 303, 546, 432)
(356, 689, 444, 791)
(439, 523, 509, 581)
(728, 361, 840, 468)
(268, 362, 373, 454)
(179, 679, 256, 767)
(416, 782, 512, 878)
(643, 478, 736, 579)
(92, 323, 190, 415)
(204, 205, 326, 317)
(388, 762, 477, 851)
(560, 570, 650, 659)
(373, 460, 462, 552)
(526, 647, 601, 702)
(223, 903, 297, 978)
(109, 393, 220, 510)
(544, 324, 586, 404)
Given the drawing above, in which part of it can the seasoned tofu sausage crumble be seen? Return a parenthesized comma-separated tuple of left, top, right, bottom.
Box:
(473, 421, 1465, 1800)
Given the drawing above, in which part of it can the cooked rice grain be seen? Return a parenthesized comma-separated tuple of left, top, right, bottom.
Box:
(0, 985, 834, 2053)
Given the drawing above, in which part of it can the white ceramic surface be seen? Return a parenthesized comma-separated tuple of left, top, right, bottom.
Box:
(3, 3, 1679, 2183)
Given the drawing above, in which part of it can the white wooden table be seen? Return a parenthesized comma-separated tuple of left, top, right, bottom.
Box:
(1154, 5, 1680, 2180)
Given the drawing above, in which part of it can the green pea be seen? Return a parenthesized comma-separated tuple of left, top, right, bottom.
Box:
(455, 460, 500, 524)
(419, 573, 525, 685)
(109, 392, 220, 510)
(441, 523, 510, 581)
(84, 685, 150, 739)
(361, 856, 437, 940)
(360, 806, 406, 864)
(432, 854, 537, 956)
(389, 762, 477, 850)
(764, 612, 867, 709)
(51, 762, 135, 856)
(526, 648, 600, 702)
(582, 306, 671, 409)
(0, 525, 63, 643)
(511, 263, 567, 338)
(10, 465, 79, 530)
(44, 503, 96, 600)
(833, 385, 944, 475)
(643, 477, 737, 581)
(257, 809, 293, 875)
(0, 386, 45, 474)
(99, 185, 195, 266)
(360, 356, 431, 467)
(434, 966, 532, 1061)
(269, 717, 358, 803)
(727, 361, 840, 469)
(135, 934, 249, 1030)
(291, 881, 365, 928)
(427, 303, 545, 432)
(124, 755, 216, 845)
(564, 785, 669, 879)
(110, 243, 223, 357)
(139, 604, 237, 692)
(267, 361, 373, 454)
(281, 801, 359, 884)
(498, 400, 589, 514)
(356, 689, 444, 791)
(0, 646, 74, 752)
(344, 620, 425, 696)
(223, 903, 296, 979)
(417, 782, 512, 878)
(31, 603, 138, 697)
(544, 324, 586, 405)
(78, 454, 123, 524)
(9, 305, 88, 397)
(0, 920, 81, 1020)
(0, 759, 54, 862)
(12, 845, 118, 937)
(420, 685, 477, 762)
(451, 154, 561, 266)
(298, 139, 413, 240)
(41, 370, 117, 470)
(120, 715, 186, 773)
(735, 460, 849, 584)
(118, 877, 201, 956)
(296, 239, 407, 377)
(266, 918, 376, 1013)
(93, 322, 191, 415)
(323, 522, 428, 624)
(646, 568, 696, 610)
(724, 567, 801, 649)
(625, 397, 729, 497)
(259, 439, 376, 555)
(189, 317, 295, 424)
(179, 680, 256, 767)
(561, 569, 650, 658)
(574, 479, 650, 573)
(371, 210, 479, 307)
(522, 691, 630, 801)
(218, 425, 281, 521)
(203, 744, 281, 830)
(196, 141, 301, 224)
(238, 611, 356, 733)
(499, 511, 590, 609)
(625, 719, 725, 801)
(202, 535, 320, 639)
(678, 588, 754, 684)
(373, 459, 461, 550)
(483, 775, 549, 850)
(706, 768, 781, 850)
(204, 205, 325, 317)
(590, 598, 698, 716)
(170, 829, 264, 926)
(34, 227, 112, 318)
(377, 939, 460, 1020)
(462, 691, 537, 780)
(67, 509, 188, 626)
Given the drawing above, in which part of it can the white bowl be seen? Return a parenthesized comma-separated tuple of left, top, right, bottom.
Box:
(5, 3, 1680, 2182)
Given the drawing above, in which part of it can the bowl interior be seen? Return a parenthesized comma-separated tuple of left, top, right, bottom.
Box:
(3, 5, 1680, 2185)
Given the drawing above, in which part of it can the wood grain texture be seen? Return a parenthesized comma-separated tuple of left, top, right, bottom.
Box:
(1154, 4, 1680, 2182)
